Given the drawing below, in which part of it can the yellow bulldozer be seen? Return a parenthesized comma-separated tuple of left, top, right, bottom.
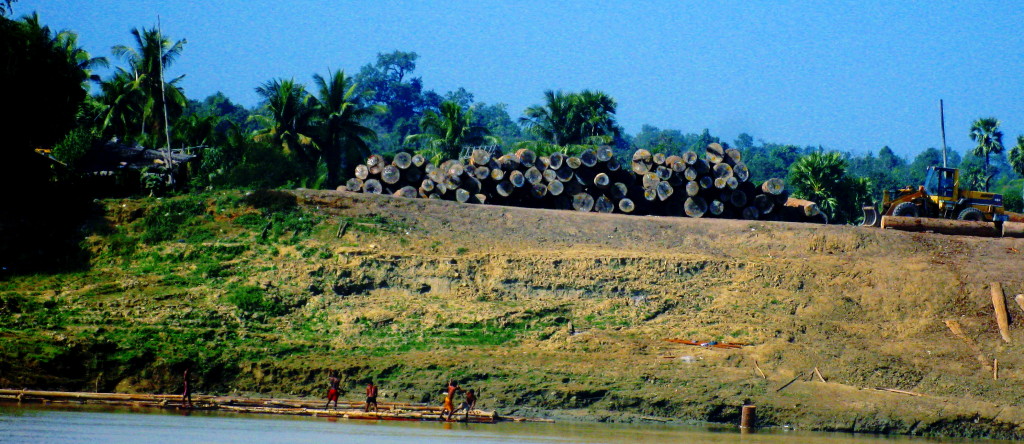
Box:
(862, 166, 1011, 227)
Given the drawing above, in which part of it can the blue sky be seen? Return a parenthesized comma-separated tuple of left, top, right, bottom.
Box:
(14, 0, 1024, 158)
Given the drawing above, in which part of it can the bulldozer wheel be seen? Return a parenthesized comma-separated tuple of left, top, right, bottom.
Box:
(893, 202, 918, 217)
(957, 207, 984, 221)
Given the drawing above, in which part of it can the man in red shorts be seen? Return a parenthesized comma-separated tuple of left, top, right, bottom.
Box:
(325, 371, 340, 410)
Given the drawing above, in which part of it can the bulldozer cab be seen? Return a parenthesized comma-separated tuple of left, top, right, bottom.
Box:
(923, 167, 957, 200)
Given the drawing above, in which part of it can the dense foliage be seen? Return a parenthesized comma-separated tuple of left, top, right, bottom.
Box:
(4, 12, 1024, 225)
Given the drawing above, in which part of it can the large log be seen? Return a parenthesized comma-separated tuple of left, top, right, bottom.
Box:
(595, 195, 615, 213)
(733, 162, 750, 182)
(685, 181, 700, 197)
(515, 149, 536, 165)
(548, 152, 565, 170)
(509, 170, 526, 188)
(547, 180, 564, 196)
(345, 178, 363, 192)
(354, 164, 369, 180)
(596, 145, 614, 162)
(362, 179, 383, 194)
(470, 149, 491, 166)
(681, 150, 698, 165)
(542, 168, 559, 184)
(618, 198, 636, 213)
(705, 143, 726, 164)
(784, 197, 821, 217)
(495, 181, 514, 197)
(381, 165, 400, 184)
(610, 182, 629, 199)
(652, 152, 667, 165)
(572, 193, 595, 212)
(725, 148, 742, 164)
(684, 196, 707, 218)
(394, 152, 413, 169)
(656, 182, 674, 201)
(880, 216, 1001, 237)
(580, 149, 598, 167)
(709, 199, 725, 216)
(556, 165, 574, 182)
(1002, 221, 1024, 238)
(656, 165, 672, 181)
(754, 194, 775, 214)
(411, 153, 426, 167)
(594, 172, 610, 188)
(642, 172, 660, 189)
(566, 156, 583, 169)
(606, 157, 621, 172)
(393, 186, 417, 199)
(992, 282, 1012, 343)
(761, 178, 785, 195)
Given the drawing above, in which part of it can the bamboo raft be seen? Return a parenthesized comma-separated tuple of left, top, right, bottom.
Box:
(0, 389, 552, 424)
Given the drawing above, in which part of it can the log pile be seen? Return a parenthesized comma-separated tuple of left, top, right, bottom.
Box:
(346, 144, 821, 222)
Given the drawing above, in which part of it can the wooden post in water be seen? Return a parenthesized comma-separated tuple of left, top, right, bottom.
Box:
(740, 405, 756, 430)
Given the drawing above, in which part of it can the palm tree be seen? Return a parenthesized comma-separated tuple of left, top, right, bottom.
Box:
(520, 90, 575, 146)
(111, 26, 187, 147)
(1009, 135, 1024, 204)
(406, 101, 498, 161)
(250, 78, 318, 172)
(310, 69, 383, 188)
(97, 69, 145, 141)
(573, 90, 619, 143)
(969, 117, 1004, 191)
(789, 151, 849, 222)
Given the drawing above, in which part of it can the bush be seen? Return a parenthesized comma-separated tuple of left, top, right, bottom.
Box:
(242, 190, 296, 213)
(140, 196, 207, 244)
(51, 127, 96, 169)
(226, 285, 286, 316)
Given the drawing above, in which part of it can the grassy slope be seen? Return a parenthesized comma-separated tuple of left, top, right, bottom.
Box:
(3, 189, 1024, 439)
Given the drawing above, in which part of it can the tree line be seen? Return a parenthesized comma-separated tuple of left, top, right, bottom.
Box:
(4, 12, 1024, 225)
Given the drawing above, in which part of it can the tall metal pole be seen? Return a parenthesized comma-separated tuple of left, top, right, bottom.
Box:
(157, 16, 173, 177)
(940, 99, 948, 168)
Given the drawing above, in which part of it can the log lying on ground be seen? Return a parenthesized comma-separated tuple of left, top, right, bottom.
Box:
(1002, 221, 1024, 238)
(992, 282, 1012, 343)
(881, 216, 1000, 237)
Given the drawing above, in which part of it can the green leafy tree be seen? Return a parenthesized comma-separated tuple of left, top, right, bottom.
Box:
(310, 69, 382, 188)
(1008, 135, 1024, 207)
(969, 117, 1004, 191)
(520, 90, 620, 146)
(105, 27, 187, 148)
(1, 13, 89, 155)
(250, 78, 318, 174)
(406, 100, 499, 161)
(354, 50, 442, 152)
(789, 151, 867, 224)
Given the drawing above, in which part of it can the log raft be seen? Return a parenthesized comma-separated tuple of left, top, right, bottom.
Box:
(0, 389, 552, 424)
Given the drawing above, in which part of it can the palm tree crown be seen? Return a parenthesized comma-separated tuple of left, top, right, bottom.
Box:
(969, 117, 1004, 191)
(310, 69, 382, 188)
(406, 101, 498, 161)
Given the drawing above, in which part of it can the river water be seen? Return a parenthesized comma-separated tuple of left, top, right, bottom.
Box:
(0, 404, 1004, 443)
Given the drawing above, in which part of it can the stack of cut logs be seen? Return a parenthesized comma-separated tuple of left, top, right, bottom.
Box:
(345, 143, 823, 222)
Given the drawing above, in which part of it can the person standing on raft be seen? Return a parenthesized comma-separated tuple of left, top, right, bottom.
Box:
(440, 379, 462, 421)
(365, 380, 379, 412)
(325, 371, 340, 410)
(181, 367, 193, 408)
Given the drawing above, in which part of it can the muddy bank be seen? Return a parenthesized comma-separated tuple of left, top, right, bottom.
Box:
(2, 190, 1024, 439)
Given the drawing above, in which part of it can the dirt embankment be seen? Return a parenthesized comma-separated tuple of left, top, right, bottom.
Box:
(4, 189, 1024, 439)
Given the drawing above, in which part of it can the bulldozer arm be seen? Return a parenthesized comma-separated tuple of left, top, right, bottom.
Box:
(861, 205, 881, 227)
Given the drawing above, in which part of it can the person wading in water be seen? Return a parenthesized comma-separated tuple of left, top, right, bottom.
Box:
(325, 371, 340, 410)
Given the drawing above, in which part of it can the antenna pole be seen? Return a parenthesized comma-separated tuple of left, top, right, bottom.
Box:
(158, 15, 173, 179)
(940, 99, 948, 168)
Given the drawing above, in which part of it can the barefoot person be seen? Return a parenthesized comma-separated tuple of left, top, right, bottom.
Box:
(365, 380, 379, 412)
(325, 371, 340, 410)
(451, 389, 477, 421)
(440, 379, 462, 421)
(181, 367, 193, 408)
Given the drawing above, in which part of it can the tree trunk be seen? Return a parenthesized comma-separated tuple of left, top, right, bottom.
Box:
(880, 216, 1000, 237)
(572, 193, 595, 212)
(761, 178, 785, 195)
